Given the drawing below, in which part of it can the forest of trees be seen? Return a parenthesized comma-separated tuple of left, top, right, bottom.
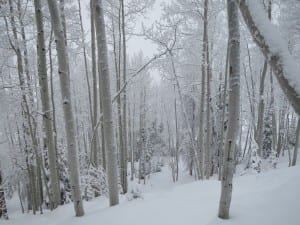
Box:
(0, 0, 299, 221)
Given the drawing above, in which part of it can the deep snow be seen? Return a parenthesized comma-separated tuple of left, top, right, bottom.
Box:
(3, 165, 300, 225)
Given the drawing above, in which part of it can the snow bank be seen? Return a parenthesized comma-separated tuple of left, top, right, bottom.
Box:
(4, 166, 300, 225)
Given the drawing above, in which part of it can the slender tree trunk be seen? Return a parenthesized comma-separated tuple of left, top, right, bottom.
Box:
(270, 70, 277, 150)
(218, 42, 229, 180)
(266, 0, 277, 151)
(79, 0, 93, 123)
(170, 52, 200, 179)
(28, 164, 37, 214)
(128, 102, 133, 181)
(277, 103, 287, 157)
(0, 169, 8, 220)
(139, 88, 147, 184)
(255, 61, 267, 156)
(255, 1, 271, 157)
(94, 0, 119, 206)
(17, 181, 24, 214)
(205, 26, 211, 179)
(120, 0, 128, 194)
(34, 0, 61, 208)
(17, 3, 42, 209)
(88, 0, 99, 167)
(174, 85, 179, 181)
(59, 0, 67, 43)
(198, 0, 208, 180)
(244, 44, 256, 128)
(292, 118, 300, 166)
(130, 101, 136, 181)
(48, 30, 59, 171)
(7, 0, 43, 213)
(17, 0, 34, 102)
(112, 9, 125, 194)
(218, 0, 240, 219)
(46, 0, 84, 216)
(97, 5, 106, 170)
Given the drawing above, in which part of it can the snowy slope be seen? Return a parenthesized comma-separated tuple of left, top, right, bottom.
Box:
(3, 166, 300, 225)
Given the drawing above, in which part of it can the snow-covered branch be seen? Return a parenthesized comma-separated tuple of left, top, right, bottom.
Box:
(238, 0, 300, 114)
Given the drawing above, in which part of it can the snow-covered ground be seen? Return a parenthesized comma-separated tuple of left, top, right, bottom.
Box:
(4, 164, 300, 225)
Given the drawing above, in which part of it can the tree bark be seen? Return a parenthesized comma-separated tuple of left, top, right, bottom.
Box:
(89, 0, 99, 167)
(94, 0, 119, 206)
(34, 0, 61, 208)
(174, 85, 179, 181)
(270, 70, 277, 150)
(255, 61, 267, 156)
(292, 118, 300, 166)
(218, 0, 240, 219)
(198, 0, 208, 180)
(46, 0, 84, 216)
(120, 0, 128, 195)
(112, 6, 124, 193)
(205, 14, 211, 178)
(218, 41, 229, 180)
(0, 170, 8, 220)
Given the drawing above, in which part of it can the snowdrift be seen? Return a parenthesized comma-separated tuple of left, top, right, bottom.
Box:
(4, 166, 300, 225)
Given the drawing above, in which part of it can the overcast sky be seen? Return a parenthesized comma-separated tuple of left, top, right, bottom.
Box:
(127, 0, 164, 57)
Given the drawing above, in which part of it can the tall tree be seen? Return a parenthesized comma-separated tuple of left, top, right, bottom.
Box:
(88, 0, 100, 167)
(218, 0, 240, 219)
(34, 0, 61, 208)
(46, 0, 84, 216)
(94, 0, 120, 206)
(198, 0, 208, 180)
(120, 0, 128, 195)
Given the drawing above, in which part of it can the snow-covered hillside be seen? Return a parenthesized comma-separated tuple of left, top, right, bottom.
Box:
(4, 165, 300, 225)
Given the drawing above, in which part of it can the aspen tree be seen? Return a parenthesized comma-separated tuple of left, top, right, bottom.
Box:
(120, 0, 128, 194)
(94, 0, 120, 206)
(34, 0, 61, 208)
(218, 0, 240, 219)
(46, 0, 84, 216)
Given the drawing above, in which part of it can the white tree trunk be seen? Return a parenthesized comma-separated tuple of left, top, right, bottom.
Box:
(218, 0, 240, 219)
(121, 0, 128, 194)
(89, 0, 99, 167)
(198, 0, 208, 180)
(205, 28, 211, 179)
(34, 0, 61, 208)
(46, 0, 84, 216)
(94, 0, 120, 206)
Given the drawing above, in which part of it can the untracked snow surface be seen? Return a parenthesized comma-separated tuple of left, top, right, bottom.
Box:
(3, 166, 300, 225)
